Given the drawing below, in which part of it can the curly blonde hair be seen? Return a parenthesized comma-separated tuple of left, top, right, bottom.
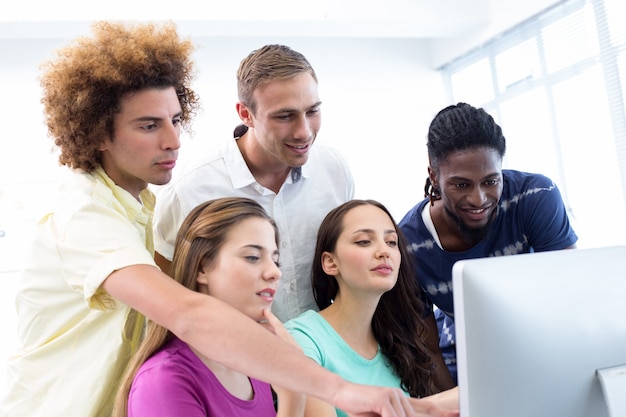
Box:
(40, 21, 200, 172)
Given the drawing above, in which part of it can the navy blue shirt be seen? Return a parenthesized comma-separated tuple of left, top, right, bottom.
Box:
(399, 170, 578, 381)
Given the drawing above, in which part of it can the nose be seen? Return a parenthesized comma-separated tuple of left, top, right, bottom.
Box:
(467, 186, 488, 206)
(293, 114, 313, 141)
(263, 260, 282, 282)
(376, 243, 390, 259)
(161, 122, 181, 151)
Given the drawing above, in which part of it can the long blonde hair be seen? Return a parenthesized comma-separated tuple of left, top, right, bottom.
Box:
(112, 197, 278, 417)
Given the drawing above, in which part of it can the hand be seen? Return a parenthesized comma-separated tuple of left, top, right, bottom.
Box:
(261, 309, 302, 352)
(417, 387, 459, 415)
(409, 396, 459, 417)
(334, 383, 460, 417)
(332, 383, 415, 417)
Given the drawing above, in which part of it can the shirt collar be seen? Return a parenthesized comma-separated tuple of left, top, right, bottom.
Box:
(92, 166, 156, 214)
(224, 138, 308, 189)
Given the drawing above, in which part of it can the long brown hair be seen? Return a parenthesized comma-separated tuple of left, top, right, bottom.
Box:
(312, 199, 438, 398)
(112, 197, 278, 417)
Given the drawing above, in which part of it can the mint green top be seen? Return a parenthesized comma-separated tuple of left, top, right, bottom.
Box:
(285, 310, 408, 417)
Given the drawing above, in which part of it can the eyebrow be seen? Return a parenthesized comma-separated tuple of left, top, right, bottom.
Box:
(271, 101, 322, 115)
(352, 228, 398, 236)
(131, 111, 183, 123)
(449, 172, 501, 182)
(243, 244, 263, 250)
(242, 244, 280, 256)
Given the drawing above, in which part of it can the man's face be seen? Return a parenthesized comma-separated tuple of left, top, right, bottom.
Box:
(246, 72, 321, 168)
(99, 87, 182, 199)
(431, 147, 503, 243)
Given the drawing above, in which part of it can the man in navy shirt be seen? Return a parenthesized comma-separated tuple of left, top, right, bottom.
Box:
(399, 103, 578, 383)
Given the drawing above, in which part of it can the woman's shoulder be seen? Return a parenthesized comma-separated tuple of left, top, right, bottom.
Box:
(284, 309, 323, 331)
(136, 337, 200, 378)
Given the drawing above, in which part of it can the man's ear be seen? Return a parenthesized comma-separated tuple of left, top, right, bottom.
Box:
(321, 252, 339, 276)
(236, 102, 254, 127)
(427, 165, 438, 189)
(98, 137, 111, 152)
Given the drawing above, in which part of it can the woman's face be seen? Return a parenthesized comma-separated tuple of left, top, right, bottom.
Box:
(196, 217, 281, 323)
(324, 204, 401, 294)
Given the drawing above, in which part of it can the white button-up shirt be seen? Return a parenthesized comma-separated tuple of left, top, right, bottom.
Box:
(153, 137, 354, 321)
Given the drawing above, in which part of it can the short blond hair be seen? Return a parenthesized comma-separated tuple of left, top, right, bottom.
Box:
(237, 44, 317, 114)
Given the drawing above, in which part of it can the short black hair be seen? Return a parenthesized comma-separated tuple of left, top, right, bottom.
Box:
(427, 102, 506, 169)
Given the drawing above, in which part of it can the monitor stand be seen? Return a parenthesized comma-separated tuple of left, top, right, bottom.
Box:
(597, 364, 626, 417)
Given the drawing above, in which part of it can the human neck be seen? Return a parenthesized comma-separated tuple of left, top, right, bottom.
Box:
(237, 130, 290, 193)
(429, 201, 477, 252)
(320, 294, 380, 359)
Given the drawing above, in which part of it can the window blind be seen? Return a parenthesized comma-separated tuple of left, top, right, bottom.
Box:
(439, 0, 626, 248)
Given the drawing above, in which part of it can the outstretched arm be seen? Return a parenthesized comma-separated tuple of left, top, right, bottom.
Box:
(104, 264, 420, 417)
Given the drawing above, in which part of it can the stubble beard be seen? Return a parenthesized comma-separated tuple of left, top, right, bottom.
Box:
(444, 204, 499, 244)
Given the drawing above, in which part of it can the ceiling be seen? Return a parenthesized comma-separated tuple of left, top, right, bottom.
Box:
(1, 0, 491, 39)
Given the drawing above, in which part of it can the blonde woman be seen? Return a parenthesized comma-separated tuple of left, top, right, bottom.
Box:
(114, 197, 303, 417)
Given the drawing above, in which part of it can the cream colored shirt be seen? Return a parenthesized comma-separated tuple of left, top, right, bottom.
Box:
(0, 167, 156, 417)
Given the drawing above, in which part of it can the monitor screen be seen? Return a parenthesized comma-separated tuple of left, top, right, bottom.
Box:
(452, 245, 626, 417)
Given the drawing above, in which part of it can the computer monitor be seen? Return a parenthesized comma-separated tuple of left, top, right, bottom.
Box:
(453, 245, 626, 417)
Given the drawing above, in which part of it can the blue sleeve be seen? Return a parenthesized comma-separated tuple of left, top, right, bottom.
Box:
(521, 175, 578, 251)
